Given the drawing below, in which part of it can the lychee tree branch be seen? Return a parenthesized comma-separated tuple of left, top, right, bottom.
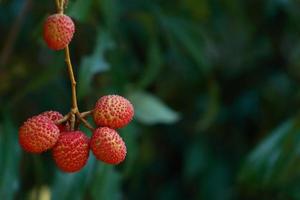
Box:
(80, 110, 93, 118)
(53, 0, 94, 131)
(64, 46, 78, 114)
(76, 112, 94, 131)
(55, 0, 60, 13)
(55, 113, 70, 124)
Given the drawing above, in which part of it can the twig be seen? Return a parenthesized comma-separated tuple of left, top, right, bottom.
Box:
(53, 0, 93, 132)
(76, 112, 95, 131)
(80, 110, 94, 118)
(65, 46, 78, 113)
(59, 0, 64, 13)
(70, 112, 76, 131)
(55, 113, 70, 124)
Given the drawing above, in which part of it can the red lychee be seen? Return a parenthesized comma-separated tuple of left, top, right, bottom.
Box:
(41, 111, 69, 132)
(93, 95, 134, 129)
(90, 127, 127, 165)
(43, 14, 75, 50)
(19, 115, 60, 153)
(52, 131, 90, 173)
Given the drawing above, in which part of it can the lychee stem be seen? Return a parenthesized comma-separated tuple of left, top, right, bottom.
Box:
(55, 0, 63, 14)
(64, 46, 79, 131)
(80, 110, 93, 118)
(55, 113, 70, 124)
(65, 46, 78, 113)
(75, 112, 94, 131)
(54, 0, 95, 132)
(59, 0, 64, 12)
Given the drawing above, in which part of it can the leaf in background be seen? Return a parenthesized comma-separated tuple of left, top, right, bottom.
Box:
(195, 79, 220, 131)
(7, 55, 63, 108)
(159, 16, 210, 73)
(184, 142, 209, 181)
(90, 165, 122, 200)
(78, 31, 114, 99)
(68, 0, 93, 22)
(120, 123, 139, 177)
(128, 91, 180, 125)
(238, 118, 300, 187)
(181, 0, 210, 20)
(137, 39, 162, 90)
(99, 0, 120, 31)
(0, 115, 21, 200)
(51, 156, 97, 200)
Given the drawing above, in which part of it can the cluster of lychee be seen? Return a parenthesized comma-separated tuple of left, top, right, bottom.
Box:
(19, 95, 134, 172)
(19, 11, 134, 173)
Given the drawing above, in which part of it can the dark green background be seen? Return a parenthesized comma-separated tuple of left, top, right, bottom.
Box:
(1, 0, 300, 199)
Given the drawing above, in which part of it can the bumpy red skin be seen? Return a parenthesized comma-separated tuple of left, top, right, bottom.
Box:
(43, 14, 75, 50)
(90, 127, 126, 165)
(93, 95, 134, 129)
(41, 111, 69, 132)
(52, 131, 90, 173)
(19, 115, 60, 153)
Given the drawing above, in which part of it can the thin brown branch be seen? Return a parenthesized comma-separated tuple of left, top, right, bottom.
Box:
(54, 0, 63, 13)
(55, 0, 60, 12)
(69, 113, 76, 131)
(80, 110, 94, 118)
(55, 113, 70, 124)
(59, 0, 64, 13)
(76, 112, 95, 131)
(65, 46, 78, 112)
(74, 117, 80, 130)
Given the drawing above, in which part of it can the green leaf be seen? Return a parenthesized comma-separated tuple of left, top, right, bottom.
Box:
(238, 118, 300, 187)
(120, 124, 139, 177)
(99, 0, 120, 31)
(90, 165, 122, 200)
(78, 31, 114, 99)
(68, 0, 93, 22)
(195, 79, 220, 131)
(0, 115, 21, 200)
(51, 156, 97, 200)
(128, 91, 180, 125)
(7, 55, 63, 108)
(159, 16, 210, 73)
(137, 39, 162, 90)
(183, 142, 208, 180)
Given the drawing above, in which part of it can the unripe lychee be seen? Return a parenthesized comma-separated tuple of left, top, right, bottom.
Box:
(43, 14, 75, 50)
(19, 115, 60, 153)
(93, 95, 134, 129)
(90, 127, 126, 165)
(40, 111, 69, 132)
(52, 131, 90, 173)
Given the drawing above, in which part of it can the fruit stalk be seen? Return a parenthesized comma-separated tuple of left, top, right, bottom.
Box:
(65, 46, 78, 113)
(55, 0, 63, 14)
(53, 0, 84, 130)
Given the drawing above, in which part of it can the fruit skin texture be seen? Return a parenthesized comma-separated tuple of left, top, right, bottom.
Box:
(43, 14, 75, 50)
(41, 111, 63, 122)
(40, 111, 69, 132)
(52, 131, 90, 173)
(90, 127, 126, 165)
(93, 95, 134, 129)
(19, 115, 60, 153)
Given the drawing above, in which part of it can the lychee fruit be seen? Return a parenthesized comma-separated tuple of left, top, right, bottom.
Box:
(19, 115, 60, 153)
(52, 131, 90, 173)
(90, 127, 126, 165)
(93, 95, 134, 129)
(43, 14, 75, 50)
(41, 111, 69, 132)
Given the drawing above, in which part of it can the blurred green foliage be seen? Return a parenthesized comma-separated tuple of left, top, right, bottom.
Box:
(1, 0, 300, 199)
